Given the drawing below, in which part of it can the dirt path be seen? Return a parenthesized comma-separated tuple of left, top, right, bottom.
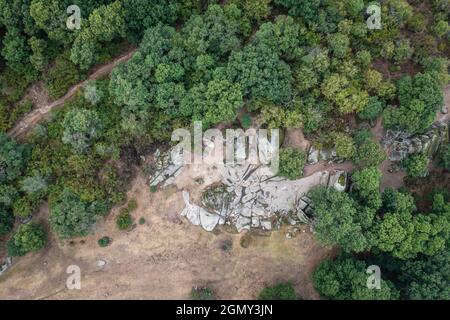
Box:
(0, 174, 333, 300)
(8, 48, 137, 140)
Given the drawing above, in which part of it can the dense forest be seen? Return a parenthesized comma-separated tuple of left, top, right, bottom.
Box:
(0, 0, 449, 299)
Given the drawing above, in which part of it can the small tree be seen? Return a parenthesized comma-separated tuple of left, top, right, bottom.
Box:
(7, 223, 47, 256)
(278, 147, 306, 180)
(116, 210, 133, 230)
(98, 236, 111, 247)
(403, 153, 429, 178)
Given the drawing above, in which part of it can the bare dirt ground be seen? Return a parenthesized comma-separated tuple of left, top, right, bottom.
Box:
(8, 48, 137, 140)
(0, 174, 333, 300)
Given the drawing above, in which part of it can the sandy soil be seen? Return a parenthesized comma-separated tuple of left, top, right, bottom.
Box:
(0, 174, 333, 300)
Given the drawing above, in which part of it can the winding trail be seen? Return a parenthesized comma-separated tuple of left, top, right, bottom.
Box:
(8, 48, 137, 140)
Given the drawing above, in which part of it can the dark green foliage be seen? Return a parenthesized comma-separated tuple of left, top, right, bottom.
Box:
(383, 72, 444, 134)
(439, 143, 450, 170)
(191, 286, 216, 300)
(259, 282, 298, 300)
(400, 247, 450, 299)
(0, 133, 30, 183)
(309, 186, 374, 253)
(226, 43, 293, 104)
(98, 236, 111, 247)
(49, 189, 105, 239)
(358, 97, 385, 121)
(7, 222, 47, 256)
(313, 255, 400, 300)
(138, 217, 145, 225)
(240, 113, 252, 129)
(43, 53, 83, 100)
(0, 207, 14, 236)
(278, 147, 306, 180)
(123, 0, 180, 43)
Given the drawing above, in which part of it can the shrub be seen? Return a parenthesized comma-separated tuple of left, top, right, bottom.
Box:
(7, 222, 47, 256)
(98, 236, 111, 247)
(127, 199, 138, 212)
(116, 211, 133, 230)
(12, 197, 33, 218)
(278, 147, 306, 180)
(352, 139, 386, 168)
(150, 185, 158, 193)
(259, 282, 298, 300)
(241, 113, 252, 129)
(191, 286, 216, 300)
(138, 217, 146, 225)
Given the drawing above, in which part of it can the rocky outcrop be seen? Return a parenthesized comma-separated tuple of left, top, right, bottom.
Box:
(0, 257, 12, 277)
(163, 162, 347, 232)
(148, 149, 184, 187)
(307, 146, 343, 164)
(382, 122, 449, 162)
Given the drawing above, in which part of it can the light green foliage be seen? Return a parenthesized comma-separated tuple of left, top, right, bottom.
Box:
(394, 39, 413, 63)
(355, 50, 372, 67)
(278, 147, 306, 180)
(351, 166, 382, 209)
(12, 197, 33, 218)
(345, 0, 364, 17)
(364, 69, 383, 92)
(322, 73, 369, 114)
(403, 153, 429, 178)
(334, 133, 355, 159)
(327, 33, 349, 58)
(352, 139, 386, 168)
(433, 20, 449, 38)
(375, 192, 450, 259)
(7, 222, 47, 256)
(117, 210, 133, 230)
